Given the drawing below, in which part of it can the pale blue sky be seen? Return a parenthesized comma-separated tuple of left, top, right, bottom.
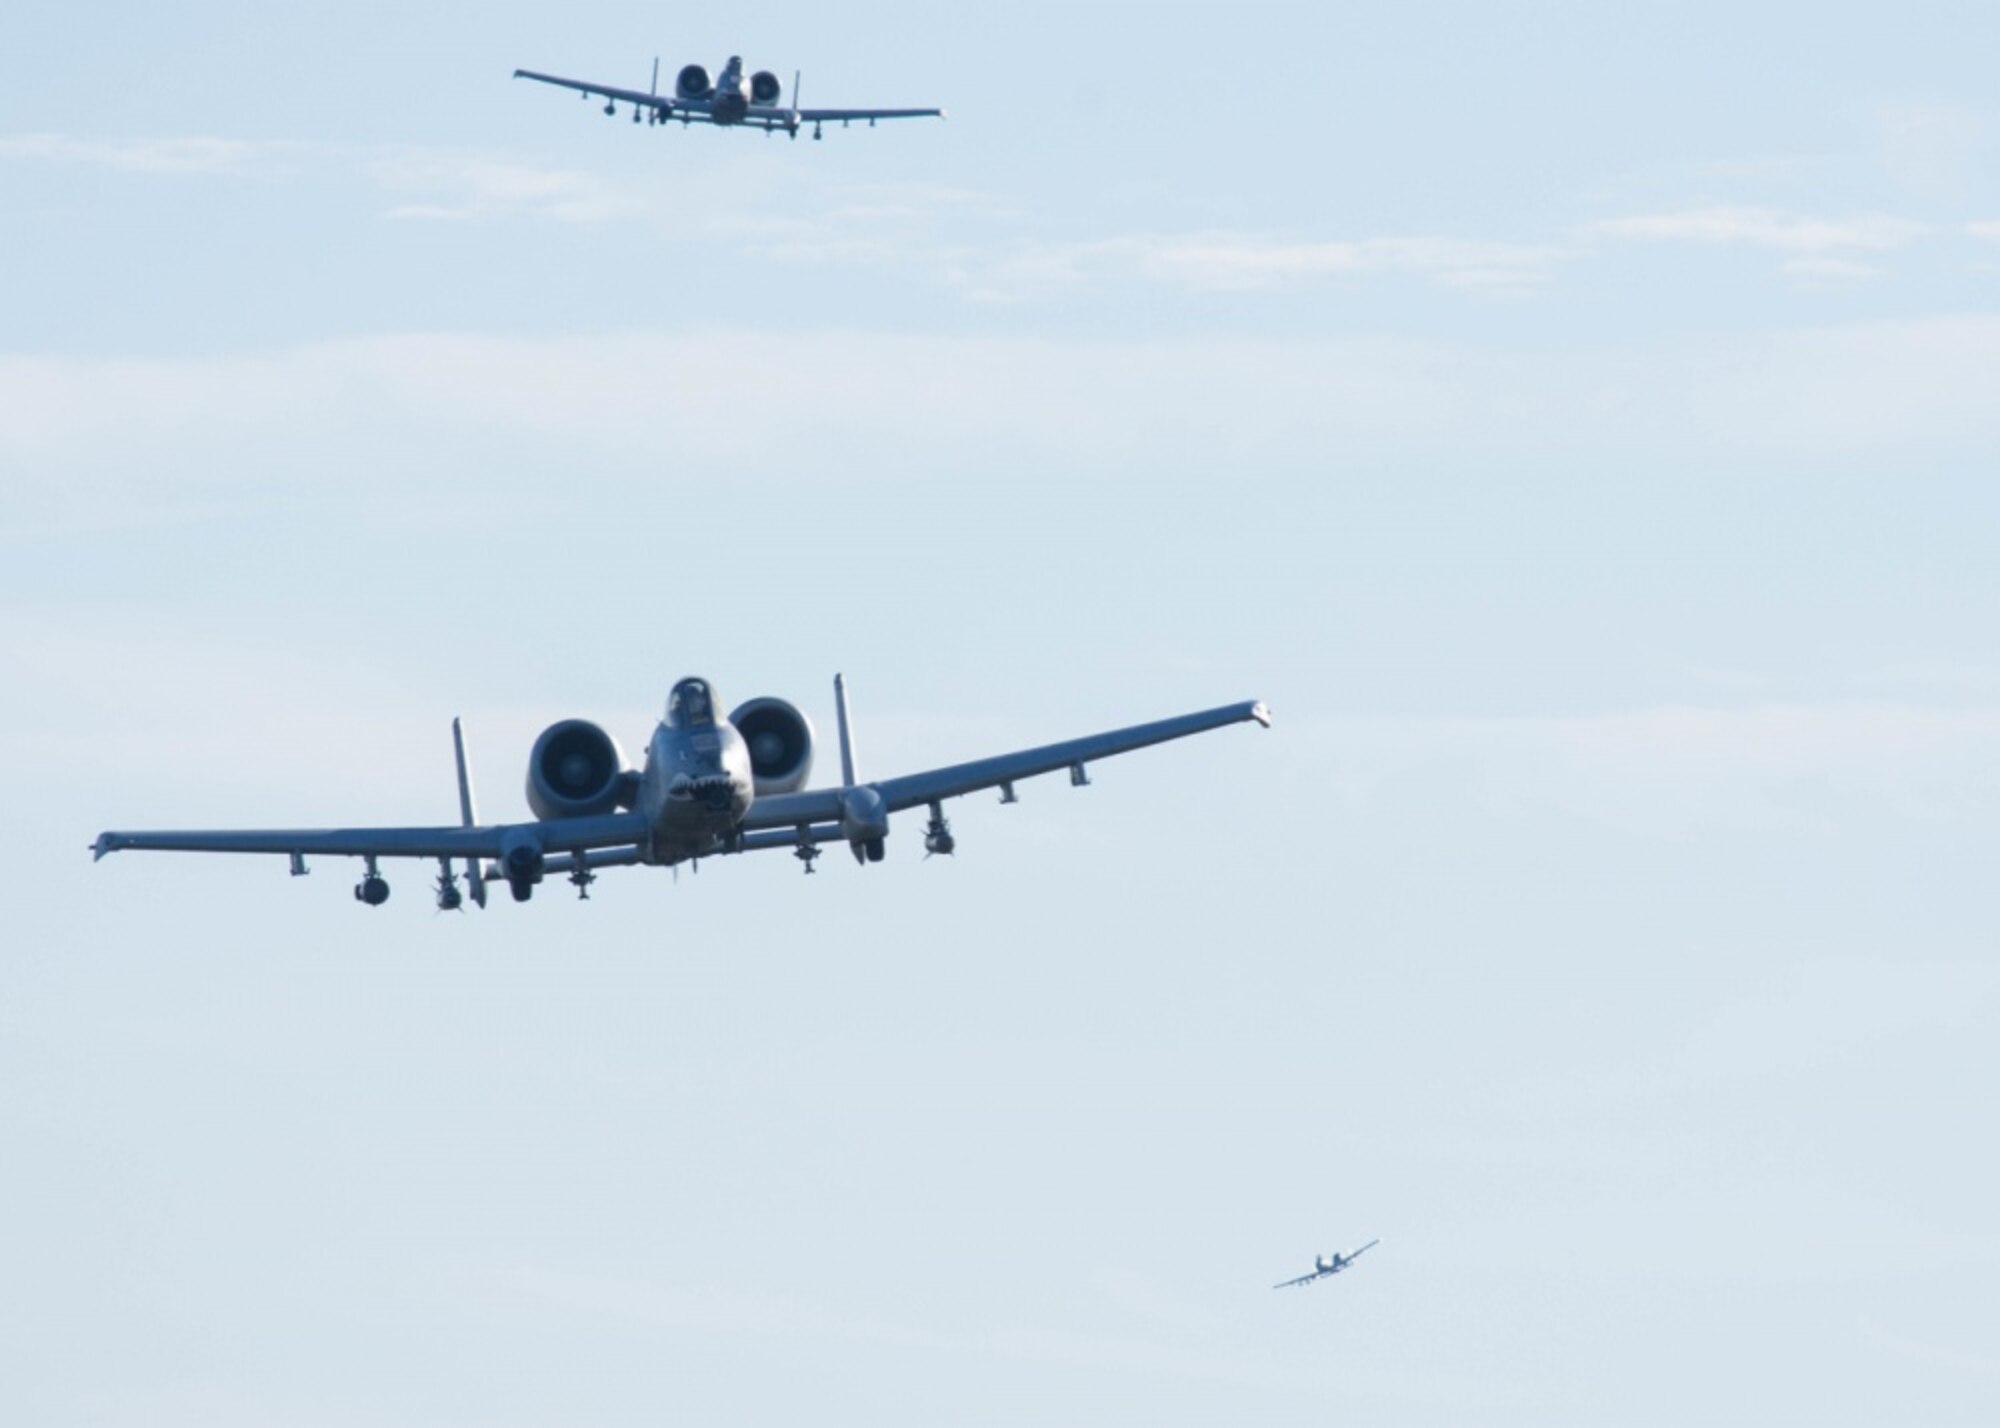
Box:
(4, 2, 1998, 1424)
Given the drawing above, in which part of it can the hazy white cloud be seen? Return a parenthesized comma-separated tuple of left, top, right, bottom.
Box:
(0, 129, 724, 228)
(0, 131, 290, 176)
(816, 181, 1025, 226)
(1681, 958, 1999, 1083)
(1870, 101, 1995, 205)
(1590, 204, 1934, 283)
(0, 331, 1477, 509)
(1860, 1318, 2000, 1380)
(745, 230, 1572, 299)
(1858, 660, 2000, 695)
(1592, 204, 1930, 259)
(4, 315, 1998, 525)
(1777, 255, 1888, 284)
(30, 585, 1998, 846)
(9, 129, 1969, 301)
(355, 144, 1011, 242)
(1299, 702, 2000, 836)
(499, 1266, 1299, 1389)
(723, 210, 1572, 299)
(964, 232, 1574, 298)
(365, 150, 645, 224)
(1483, 956, 2000, 1138)
(1967, 220, 2000, 241)
(1683, 314, 2000, 460)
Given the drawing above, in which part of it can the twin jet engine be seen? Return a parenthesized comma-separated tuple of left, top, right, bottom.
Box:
(676, 63, 783, 104)
(524, 696, 813, 821)
(92, 676, 1272, 909)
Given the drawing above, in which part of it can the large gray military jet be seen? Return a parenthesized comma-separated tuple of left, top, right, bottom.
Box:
(1273, 1240, 1380, 1289)
(514, 56, 944, 140)
(93, 676, 1269, 910)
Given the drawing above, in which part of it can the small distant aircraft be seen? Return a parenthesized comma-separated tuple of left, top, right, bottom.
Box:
(514, 55, 944, 140)
(93, 676, 1269, 911)
(1273, 1240, 1379, 1289)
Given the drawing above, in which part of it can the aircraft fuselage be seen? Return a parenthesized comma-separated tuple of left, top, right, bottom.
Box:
(635, 693, 755, 862)
(708, 56, 751, 124)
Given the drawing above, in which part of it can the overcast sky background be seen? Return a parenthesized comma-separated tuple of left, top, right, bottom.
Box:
(4, 1, 1998, 1423)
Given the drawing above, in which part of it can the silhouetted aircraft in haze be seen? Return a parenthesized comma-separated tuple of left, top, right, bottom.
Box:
(515, 55, 944, 140)
(1274, 1240, 1379, 1288)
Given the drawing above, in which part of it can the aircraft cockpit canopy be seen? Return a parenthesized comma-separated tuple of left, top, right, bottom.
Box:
(667, 677, 718, 728)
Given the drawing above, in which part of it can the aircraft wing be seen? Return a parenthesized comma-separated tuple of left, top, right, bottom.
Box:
(513, 69, 705, 115)
(1348, 1239, 1381, 1259)
(739, 699, 1271, 832)
(785, 106, 944, 122)
(1273, 1271, 1324, 1289)
(93, 811, 650, 863)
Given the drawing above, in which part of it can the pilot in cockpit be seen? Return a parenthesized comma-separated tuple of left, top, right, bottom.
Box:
(667, 677, 716, 728)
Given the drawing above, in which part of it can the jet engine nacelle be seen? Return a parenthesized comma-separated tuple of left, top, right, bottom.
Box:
(526, 719, 635, 820)
(728, 697, 815, 796)
(750, 69, 783, 105)
(677, 64, 712, 100)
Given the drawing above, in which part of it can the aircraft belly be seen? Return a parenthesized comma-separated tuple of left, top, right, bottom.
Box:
(644, 800, 736, 862)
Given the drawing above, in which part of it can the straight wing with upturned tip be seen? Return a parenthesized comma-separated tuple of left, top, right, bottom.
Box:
(1273, 1239, 1380, 1288)
(93, 676, 1269, 912)
(515, 54, 943, 139)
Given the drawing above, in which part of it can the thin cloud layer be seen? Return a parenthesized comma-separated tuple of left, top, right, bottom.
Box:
(1592, 205, 1929, 253)
(5, 316, 1998, 519)
(366, 150, 646, 224)
(6, 129, 1973, 300)
(27, 593, 1998, 839)
(1590, 204, 1933, 283)
(961, 233, 1574, 298)
(0, 131, 290, 176)
(1297, 702, 2000, 837)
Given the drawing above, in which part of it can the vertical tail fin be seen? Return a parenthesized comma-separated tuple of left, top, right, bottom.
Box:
(452, 717, 487, 908)
(834, 673, 858, 787)
(650, 56, 660, 96)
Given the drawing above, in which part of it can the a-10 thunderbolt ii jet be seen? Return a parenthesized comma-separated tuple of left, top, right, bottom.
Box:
(514, 55, 944, 140)
(1273, 1240, 1380, 1289)
(93, 676, 1269, 911)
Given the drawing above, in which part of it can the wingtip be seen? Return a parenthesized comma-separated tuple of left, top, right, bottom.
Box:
(91, 832, 118, 862)
(1250, 700, 1272, 728)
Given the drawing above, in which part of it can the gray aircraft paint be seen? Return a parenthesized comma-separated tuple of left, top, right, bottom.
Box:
(1274, 1239, 1380, 1289)
(94, 677, 1269, 909)
(513, 54, 945, 140)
